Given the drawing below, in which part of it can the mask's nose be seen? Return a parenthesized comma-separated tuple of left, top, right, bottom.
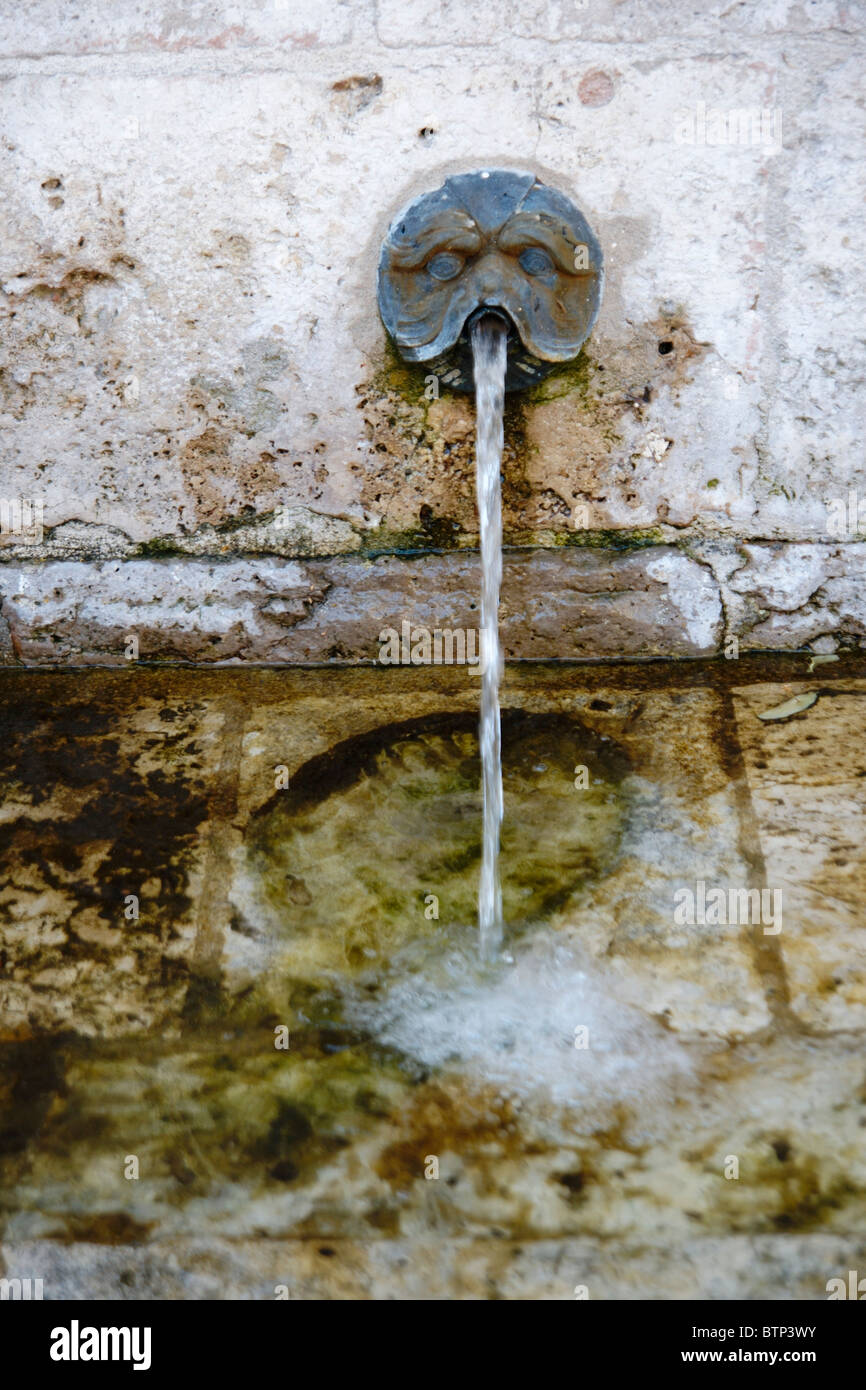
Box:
(472, 254, 504, 303)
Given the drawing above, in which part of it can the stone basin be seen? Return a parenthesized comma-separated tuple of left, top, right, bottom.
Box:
(1, 658, 865, 1300)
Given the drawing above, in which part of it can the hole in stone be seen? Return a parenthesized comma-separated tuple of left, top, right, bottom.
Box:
(555, 1170, 587, 1195)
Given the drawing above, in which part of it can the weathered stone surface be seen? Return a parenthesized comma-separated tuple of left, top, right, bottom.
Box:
(0, 3, 862, 626)
(0, 557, 328, 664)
(732, 680, 866, 1030)
(1, 662, 864, 1298)
(379, 0, 860, 46)
(0, 684, 230, 1037)
(0, 1, 358, 58)
(720, 543, 866, 650)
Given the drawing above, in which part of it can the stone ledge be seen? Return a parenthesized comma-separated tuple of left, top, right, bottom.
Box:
(0, 547, 720, 664)
(0, 541, 863, 665)
(695, 541, 866, 652)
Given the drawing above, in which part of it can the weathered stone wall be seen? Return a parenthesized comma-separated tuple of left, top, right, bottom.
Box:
(0, 0, 864, 662)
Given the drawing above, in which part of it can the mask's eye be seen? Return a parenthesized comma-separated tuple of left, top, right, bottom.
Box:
(518, 247, 555, 276)
(427, 252, 463, 281)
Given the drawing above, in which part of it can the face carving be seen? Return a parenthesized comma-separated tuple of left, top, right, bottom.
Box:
(377, 170, 603, 391)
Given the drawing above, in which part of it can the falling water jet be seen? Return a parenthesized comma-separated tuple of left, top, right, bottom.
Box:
(471, 312, 508, 959)
(377, 169, 604, 958)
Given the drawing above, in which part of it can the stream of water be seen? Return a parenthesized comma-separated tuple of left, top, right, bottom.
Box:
(471, 313, 508, 959)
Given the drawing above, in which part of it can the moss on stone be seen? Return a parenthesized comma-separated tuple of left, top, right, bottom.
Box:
(522, 348, 596, 404)
(556, 526, 667, 550)
(369, 337, 433, 408)
(501, 526, 667, 551)
(134, 535, 182, 557)
(359, 519, 470, 556)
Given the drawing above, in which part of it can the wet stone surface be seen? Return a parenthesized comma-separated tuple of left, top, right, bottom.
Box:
(0, 659, 865, 1299)
(244, 709, 628, 987)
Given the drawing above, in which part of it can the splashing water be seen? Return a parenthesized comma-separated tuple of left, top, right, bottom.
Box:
(471, 313, 508, 959)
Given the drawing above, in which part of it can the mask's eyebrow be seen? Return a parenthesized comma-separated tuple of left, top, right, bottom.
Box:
(497, 214, 592, 274)
(388, 213, 482, 271)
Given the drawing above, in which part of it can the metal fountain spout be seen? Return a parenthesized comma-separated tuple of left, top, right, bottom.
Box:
(377, 168, 603, 392)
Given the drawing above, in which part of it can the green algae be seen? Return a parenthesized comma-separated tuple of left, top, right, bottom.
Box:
(521, 349, 596, 405)
(243, 709, 629, 994)
(369, 335, 434, 408)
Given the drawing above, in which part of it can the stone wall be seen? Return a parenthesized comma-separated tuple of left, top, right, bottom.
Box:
(1, 0, 864, 662)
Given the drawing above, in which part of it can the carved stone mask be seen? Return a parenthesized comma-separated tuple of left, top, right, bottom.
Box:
(377, 169, 603, 392)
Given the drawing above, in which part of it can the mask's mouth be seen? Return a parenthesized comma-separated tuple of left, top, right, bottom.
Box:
(429, 304, 553, 394)
(466, 305, 515, 337)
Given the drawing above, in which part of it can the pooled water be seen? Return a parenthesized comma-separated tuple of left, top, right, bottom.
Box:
(471, 314, 508, 960)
